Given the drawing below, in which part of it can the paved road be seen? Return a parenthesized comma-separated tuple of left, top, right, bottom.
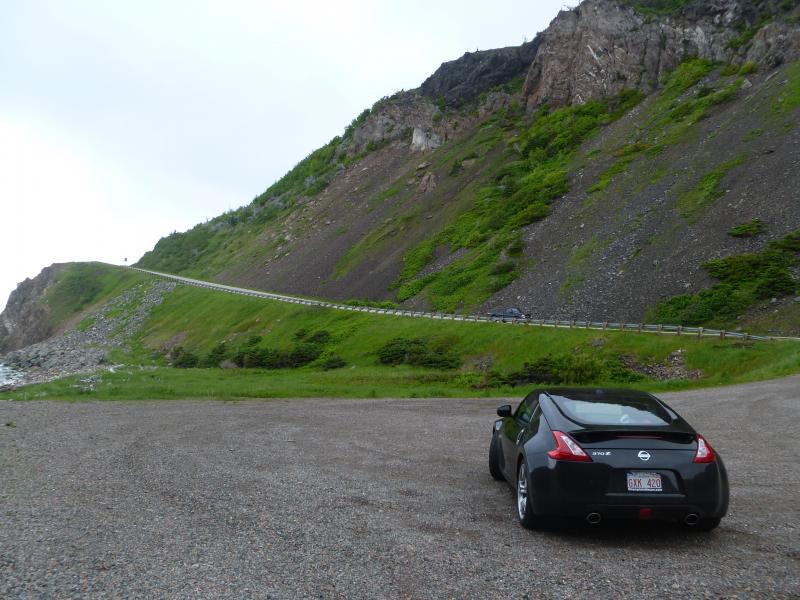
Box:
(1, 378, 799, 599)
(132, 267, 794, 341)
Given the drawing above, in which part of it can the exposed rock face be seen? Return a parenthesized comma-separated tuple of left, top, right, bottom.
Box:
(1, 281, 176, 387)
(345, 94, 437, 155)
(347, 93, 471, 155)
(0, 264, 65, 353)
(523, 0, 733, 108)
(418, 172, 437, 193)
(746, 20, 800, 67)
(411, 127, 442, 152)
(522, 0, 800, 109)
(420, 40, 540, 106)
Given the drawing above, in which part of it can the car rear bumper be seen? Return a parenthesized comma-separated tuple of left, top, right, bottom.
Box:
(528, 458, 729, 520)
(533, 497, 723, 521)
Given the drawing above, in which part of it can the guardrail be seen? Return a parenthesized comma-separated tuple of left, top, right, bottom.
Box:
(132, 267, 799, 342)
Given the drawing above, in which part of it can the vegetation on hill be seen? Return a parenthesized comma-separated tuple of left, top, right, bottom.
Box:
(393, 58, 750, 312)
(393, 90, 645, 312)
(126, 51, 800, 334)
(620, 0, 693, 17)
(45, 263, 148, 327)
(648, 230, 800, 328)
(7, 274, 799, 401)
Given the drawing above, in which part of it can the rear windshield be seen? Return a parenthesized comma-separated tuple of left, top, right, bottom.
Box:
(550, 394, 673, 426)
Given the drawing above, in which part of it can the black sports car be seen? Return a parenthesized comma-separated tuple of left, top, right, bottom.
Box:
(489, 388, 728, 530)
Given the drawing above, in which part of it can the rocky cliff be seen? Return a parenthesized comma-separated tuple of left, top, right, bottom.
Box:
(420, 40, 540, 106)
(0, 264, 65, 353)
(523, 0, 800, 108)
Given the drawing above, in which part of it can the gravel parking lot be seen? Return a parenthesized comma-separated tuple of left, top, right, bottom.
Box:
(1, 377, 799, 599)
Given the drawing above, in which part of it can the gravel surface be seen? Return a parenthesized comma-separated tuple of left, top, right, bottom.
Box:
(1, 377, 799, 599)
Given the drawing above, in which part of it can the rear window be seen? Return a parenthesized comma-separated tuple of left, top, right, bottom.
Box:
(550, 394, 672, 426)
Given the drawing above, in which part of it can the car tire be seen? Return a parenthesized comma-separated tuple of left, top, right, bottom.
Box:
(691, 517, 722, 532)
(489, 434, 503, 481)
(516, 461, 544, 529)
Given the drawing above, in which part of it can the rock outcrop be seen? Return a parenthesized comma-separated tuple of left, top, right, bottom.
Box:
(420, 40, 540, 106)
(1, 280, 176, 386)
(522, 0, 800, 109)
(0, 264, 65, 353)
(344, 94, 436, 155)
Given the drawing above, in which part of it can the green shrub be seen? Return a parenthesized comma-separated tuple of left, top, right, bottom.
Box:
(483, 353, 640, 387)
(620, 0, 692, 16)
(378, 338, 429, 365)
(344, 299, 400, 309)
(649, 229, 800, 326)
(245, 335, 263, 347)
(490, 261, 516, 275)
(377, 338, 461, 369)
(289, 343, 324, 367)
(728, 219, 766, 238)
(321, 356, 346, 370)
(506, 236, 525, 257)
(308, 330, 332, 345)
(511, 354, 602, 385)
(739, 61, 758, 75)
(201, 342, 228, 367)
(171, 347, 199, 368)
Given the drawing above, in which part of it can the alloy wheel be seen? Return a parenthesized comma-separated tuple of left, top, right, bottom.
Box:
(517, 463, 528, 520)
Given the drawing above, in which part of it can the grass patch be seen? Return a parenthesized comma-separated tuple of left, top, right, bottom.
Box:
(5, 276, 800, 401)
(728, 219, 766, 238)
(619, 0, 692, 16)
(772, 62, 800, 116)
(370, 182, 404, 208)
(561, 236, 603, 296)
(587, 142, 651, 194)
(739, 61, 758, 75)
(677, 155, 746, 221)
(344, 299, 400, 309)
(46, 263, 148, 327)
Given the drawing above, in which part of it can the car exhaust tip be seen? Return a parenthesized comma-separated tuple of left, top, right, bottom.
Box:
(684, 513, 700, 526)
(586, 512, 602, 525)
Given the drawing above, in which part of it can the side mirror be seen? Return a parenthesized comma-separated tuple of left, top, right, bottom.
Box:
(497, 404, 512, 418)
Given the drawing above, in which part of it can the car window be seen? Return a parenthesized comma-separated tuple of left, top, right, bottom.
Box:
(516, 393, 539, 424)
(550, 393, 672, 426)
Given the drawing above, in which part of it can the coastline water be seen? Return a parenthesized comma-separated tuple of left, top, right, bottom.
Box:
(0, 363, 22, 387)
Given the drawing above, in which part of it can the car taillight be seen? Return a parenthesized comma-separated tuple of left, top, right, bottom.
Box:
(547, 431, 591, 462)
(693, 434, 716, 463)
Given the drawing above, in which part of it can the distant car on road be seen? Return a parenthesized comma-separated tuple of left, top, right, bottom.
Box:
(487, 307, 527, 321)
(489, 388, 729, 531)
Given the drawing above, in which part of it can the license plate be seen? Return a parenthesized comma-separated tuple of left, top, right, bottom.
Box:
(627, 472, 662, 492)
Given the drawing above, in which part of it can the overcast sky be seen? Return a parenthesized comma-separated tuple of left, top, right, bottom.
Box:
(0, 0, 567, 308)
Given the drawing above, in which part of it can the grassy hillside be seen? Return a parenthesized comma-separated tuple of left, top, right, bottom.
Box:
(45, 263, 149, 328)
(5, 273, 799, 400)
(130, 56, 800, 334)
